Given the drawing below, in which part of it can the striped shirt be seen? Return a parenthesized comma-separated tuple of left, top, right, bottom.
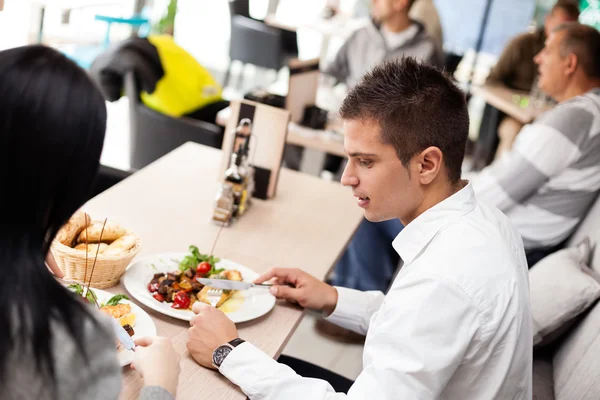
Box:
(472, 88, 600, 250)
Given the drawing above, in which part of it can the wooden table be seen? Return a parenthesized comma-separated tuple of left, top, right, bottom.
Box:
(216, 107, 347, 158)
(472, 85, 553, 124)
(82, 142, 363, 399)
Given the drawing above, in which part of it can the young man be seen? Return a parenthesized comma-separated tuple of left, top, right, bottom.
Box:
(187, 58, 532, 399)
(285, 0, 443, 174)
(332, 22, 600, 293)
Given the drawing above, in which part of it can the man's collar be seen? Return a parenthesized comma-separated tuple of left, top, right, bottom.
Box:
(392, 182, 477, 265)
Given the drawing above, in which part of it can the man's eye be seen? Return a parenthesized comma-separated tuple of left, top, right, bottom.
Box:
(359, 160, 373, 167)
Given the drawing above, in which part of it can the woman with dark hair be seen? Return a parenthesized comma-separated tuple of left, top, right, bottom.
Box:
(0, 45, 180, 400)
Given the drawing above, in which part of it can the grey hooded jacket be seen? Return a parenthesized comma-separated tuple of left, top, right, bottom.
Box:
(323, 20, 443, 88)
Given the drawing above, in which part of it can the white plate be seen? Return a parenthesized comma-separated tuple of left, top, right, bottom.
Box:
(90, 287, 157, 367)
(123, 253, 276, 324)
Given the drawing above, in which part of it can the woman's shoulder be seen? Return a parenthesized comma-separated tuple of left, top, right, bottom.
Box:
(6, 309, 121, 400)
(51, 310, 122, 399)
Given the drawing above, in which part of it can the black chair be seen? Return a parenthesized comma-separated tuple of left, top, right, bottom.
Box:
(444, 51, 463, 76)
(124, 71, 225, 170)
(225, 0, 298, 88)
(89, 164, 134, 200)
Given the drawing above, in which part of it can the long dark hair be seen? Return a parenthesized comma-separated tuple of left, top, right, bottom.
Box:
(0, 46, 107, 391)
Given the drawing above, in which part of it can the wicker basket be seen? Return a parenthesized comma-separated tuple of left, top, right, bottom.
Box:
(51, 228, 141, 289)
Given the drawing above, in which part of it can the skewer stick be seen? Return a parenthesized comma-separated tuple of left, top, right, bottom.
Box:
(210, 222, 225, 258)
(84, 218, 107, 308)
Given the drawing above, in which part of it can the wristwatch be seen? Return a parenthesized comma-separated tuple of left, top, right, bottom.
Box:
(212, 338, 246, 369)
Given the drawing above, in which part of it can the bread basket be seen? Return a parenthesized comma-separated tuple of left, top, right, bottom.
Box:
(51, 225, 141, 289)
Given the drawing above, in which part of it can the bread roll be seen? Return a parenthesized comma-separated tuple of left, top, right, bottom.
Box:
(74, 243, 108, 254)
(77, 221, 126, 243)
(56, 211, 91, 246)
(103, 234, 136, 255)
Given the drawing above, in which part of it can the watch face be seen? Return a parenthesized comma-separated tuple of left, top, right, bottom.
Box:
(213, 345, 232, 367)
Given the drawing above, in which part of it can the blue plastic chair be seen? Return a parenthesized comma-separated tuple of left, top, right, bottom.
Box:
(64, 12, 150, 70)
(94, 14, 150, 47)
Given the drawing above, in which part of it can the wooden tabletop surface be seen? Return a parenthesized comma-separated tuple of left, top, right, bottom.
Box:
(81, 142, 363, 399)
(472, 85, 553, 124)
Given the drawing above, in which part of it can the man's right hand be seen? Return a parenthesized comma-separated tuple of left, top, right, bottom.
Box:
(253, 268, 338, 315)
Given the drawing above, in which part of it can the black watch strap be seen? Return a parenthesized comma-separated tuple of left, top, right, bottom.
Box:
(212, 338, 246, 369)
(229, 338, 246, 347)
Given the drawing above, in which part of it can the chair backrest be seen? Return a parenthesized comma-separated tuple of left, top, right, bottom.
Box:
(229, 0, 251, 18)
(230, 15, 284, 70)
(90, 165, 133, 199)
(552, 195, 600, 400)
(124, 71, 224, 169)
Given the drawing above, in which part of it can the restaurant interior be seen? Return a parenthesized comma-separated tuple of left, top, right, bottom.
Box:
(1, 0, 600, 399)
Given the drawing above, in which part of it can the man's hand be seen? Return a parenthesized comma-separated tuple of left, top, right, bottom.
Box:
(254, 268, 338, 315)
(187, 302, 239, 369)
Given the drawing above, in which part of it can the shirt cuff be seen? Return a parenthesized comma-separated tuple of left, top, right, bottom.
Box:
(324, 286, 381, 335)
(219, 342, 297, 397)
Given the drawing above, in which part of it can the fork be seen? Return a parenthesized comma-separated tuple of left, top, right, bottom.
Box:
(206, 289, 223, 308)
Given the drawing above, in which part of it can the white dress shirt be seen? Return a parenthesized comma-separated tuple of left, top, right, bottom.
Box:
(220, 183, 533, 399)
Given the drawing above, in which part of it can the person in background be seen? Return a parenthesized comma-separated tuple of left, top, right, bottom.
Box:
(330, 22, 600, 300)
(285, 0, 443, 176)
(91, 34, 229, 127)
(409, 0, 443, 53)
(186, 57, 532, 399)
(0, 45, 180, 400)
(485, 1, 580, 158)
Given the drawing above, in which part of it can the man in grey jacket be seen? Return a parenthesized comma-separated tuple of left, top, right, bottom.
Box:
(286, 0, 443, 173)
(325, 0, 442, 88)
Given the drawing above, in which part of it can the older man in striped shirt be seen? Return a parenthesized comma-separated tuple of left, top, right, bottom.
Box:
(473, 22, 600, 265)
(331, 22, 600, 293)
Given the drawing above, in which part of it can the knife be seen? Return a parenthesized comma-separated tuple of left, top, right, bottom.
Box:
(197, 278, 293, 291)
(110, 317, 135, 351)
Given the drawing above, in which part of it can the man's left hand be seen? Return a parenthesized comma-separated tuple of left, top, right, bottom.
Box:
(187, 302, 239, 369)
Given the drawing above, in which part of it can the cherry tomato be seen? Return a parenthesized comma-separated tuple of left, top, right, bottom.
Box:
(171, 290, 190, 309)
(147, 282, 159, 293)
(153, 293, 165, 302)
(196, 262, 212, 275)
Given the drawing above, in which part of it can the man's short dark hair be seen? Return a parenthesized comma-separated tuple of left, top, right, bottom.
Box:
(552, 1, 580, 20)
(339, 57, 469, 184)
(554, 22, 600, 79)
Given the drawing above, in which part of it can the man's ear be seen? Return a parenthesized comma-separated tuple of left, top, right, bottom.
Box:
(415, 146, 443, 185)
(564, 53, 578, 77)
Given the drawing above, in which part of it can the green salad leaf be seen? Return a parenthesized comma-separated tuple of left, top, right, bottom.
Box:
(104, 294, 129, 307)
(67, 283, 97, 304)
(178, 245, 221, 273)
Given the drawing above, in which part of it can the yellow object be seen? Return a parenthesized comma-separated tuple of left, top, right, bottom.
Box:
(141, 35, 223, 117)
(117, 313, 136, 328)
(101, 303, 136, 327)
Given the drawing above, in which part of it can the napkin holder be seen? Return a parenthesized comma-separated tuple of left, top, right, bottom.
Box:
(220, 100, 290, 199)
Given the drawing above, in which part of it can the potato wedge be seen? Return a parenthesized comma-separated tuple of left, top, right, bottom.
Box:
(56, 211, 91, 246)
(77, 221, 126, 243)
(198, 286, 236, 308)
(103, 234, 137, 255)
(198, 269, 243, 308)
